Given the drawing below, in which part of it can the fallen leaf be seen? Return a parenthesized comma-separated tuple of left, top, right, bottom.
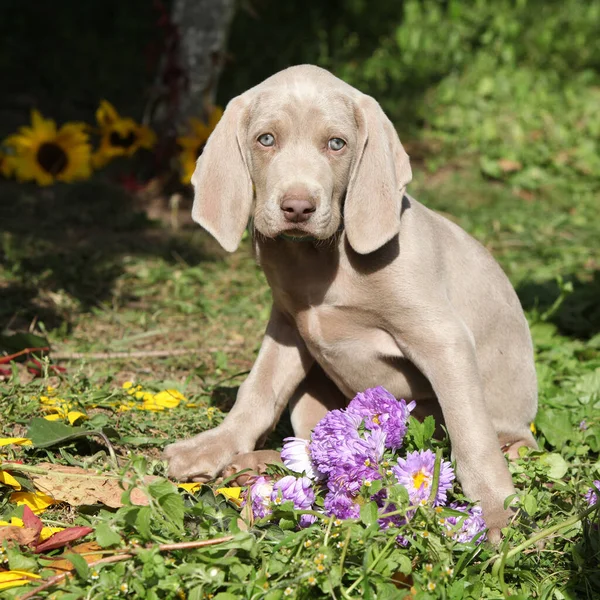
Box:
(22, 505, 43, 538)
(0, 525, 39, 545)
(0, 570, 41, 591)
(28, 463, 154, 508)
(45, 541, 103, 573)
(34, 526, 94, 553)
(497, 158, 522, 173)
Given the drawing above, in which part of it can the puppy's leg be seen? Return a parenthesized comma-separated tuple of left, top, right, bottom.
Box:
(396, 317, 519, 543)
(221, 365, 347, 484)
(164, 307, 313, 481)
(289, 364, 348, 438)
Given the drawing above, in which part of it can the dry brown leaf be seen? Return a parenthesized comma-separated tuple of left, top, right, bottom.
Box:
(0, 525, 39, 545)
(29, 463, 158, 508)
(497, 158, 522, 173)
(46, 541, 104, 573)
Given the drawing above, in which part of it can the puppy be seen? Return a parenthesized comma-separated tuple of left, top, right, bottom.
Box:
(164, 65, 538, 541)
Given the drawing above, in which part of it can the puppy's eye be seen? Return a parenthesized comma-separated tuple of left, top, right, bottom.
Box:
(328, 138, 346, 151)
(258, 133, 275, 147)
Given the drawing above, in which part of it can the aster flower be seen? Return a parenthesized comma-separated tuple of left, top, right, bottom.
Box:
(244, 476, 274, 519)
(584, 480, 600, 506)
(347, 387, 416, 449)
(393, 449, 454, 506)
(271, 476, 316, 527)
(281, 437, 321, 480)
(323, 489, 361, 520)
(309, 409, 363, 475)
(444, 503, 487, 543)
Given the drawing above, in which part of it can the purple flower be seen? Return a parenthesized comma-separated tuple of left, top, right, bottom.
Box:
(309, 409, 363, 475)
(281, 437, 321, 480)
(392, 449, 454, 506)
(323, 489, 361, 520)
(347, 386, 416, 449)
(271, 476, 317, 526)
(444, 504, 487, 543)
(579, 420, 588, 431)
(584, 480, 600, 506)
(245, 476, 274, 519)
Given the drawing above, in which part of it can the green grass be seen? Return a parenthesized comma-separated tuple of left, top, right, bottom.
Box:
(1, 161, 599, 599)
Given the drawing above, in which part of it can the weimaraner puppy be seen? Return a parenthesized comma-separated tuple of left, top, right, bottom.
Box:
(164, 65, 538, 541)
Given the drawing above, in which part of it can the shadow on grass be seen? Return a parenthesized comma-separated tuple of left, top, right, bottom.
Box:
(0, 179, 223, 332)
(517, 271, 600, 339)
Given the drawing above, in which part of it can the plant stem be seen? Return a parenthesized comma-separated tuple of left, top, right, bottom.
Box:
(490, 503, 598, 577)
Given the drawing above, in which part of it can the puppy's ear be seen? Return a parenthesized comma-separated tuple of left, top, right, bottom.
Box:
(191, 97, 253, 253)
(344, 96, 412, 254)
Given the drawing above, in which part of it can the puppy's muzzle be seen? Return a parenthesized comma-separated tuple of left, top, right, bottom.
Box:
(280, 193, 316, 224)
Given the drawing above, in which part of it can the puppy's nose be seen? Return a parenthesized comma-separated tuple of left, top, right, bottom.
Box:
(280, 197, 316, 223)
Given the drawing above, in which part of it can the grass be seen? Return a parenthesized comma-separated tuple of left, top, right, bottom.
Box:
(1, 158, 599, 599)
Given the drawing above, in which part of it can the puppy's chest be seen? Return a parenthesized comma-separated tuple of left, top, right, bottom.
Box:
(294, 304, 402, 366)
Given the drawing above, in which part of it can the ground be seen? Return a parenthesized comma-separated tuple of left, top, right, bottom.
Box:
(1, 156, 599, 599)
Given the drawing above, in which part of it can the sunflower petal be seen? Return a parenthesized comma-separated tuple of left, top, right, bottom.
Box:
(0, 470, 22, 490)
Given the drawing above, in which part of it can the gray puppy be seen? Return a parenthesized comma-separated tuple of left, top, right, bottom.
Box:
(164, 65, 537, 542)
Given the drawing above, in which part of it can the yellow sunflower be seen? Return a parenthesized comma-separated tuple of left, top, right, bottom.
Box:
(0, 149, 15, 178)
(3, 110, 92, 186)
(93, 100, 156, 168)
(177, 106, 223, 184)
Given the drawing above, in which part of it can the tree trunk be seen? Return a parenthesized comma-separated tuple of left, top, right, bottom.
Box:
(152, 0, 235, 139)
(172, 0, 236, 124)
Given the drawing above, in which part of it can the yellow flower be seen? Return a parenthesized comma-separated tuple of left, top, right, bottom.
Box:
(0, 470, 22, 490)
(4, 110, 92, 186)
(93, 100, 156, 168)
(0, 147, 16, 178)
(11, 490, 58, 514)
(0, 570, 41, 591)
(39, 395, 87, 424)
(145, 389, 184, 410)
(177, 106, 223, 184)
(0, 437, 32, 447)
(215, 486, 242, 506)
(530, 422, 537, 434)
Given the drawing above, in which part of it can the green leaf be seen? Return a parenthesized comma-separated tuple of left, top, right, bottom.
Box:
(539, 453, 569, 479)
(360, 501, 379, 526)
(7, 544, 37, 571)
(522, 493, 538, 516)
(148, 479, 177, 499)
(158, 493, 185, 529)
(65, 552, 90, 579)
(536, 409, 574, 447)
(27, 418, 87, 448)
(135, 506, 153, 538)
(95, 522, 122, 548)
(278, 518, 295, 530)
(214, 594, 239, 600)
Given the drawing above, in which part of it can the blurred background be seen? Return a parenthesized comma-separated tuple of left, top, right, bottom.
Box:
(0, 0, 598, 360)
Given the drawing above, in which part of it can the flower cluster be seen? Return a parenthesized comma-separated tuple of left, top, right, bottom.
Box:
(243, 386, 486, 544)
(0, 103, 221, 186)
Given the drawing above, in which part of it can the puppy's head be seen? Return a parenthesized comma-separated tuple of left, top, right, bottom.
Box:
(191, 65, 412, 254)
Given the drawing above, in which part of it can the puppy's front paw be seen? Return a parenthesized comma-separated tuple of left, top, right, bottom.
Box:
(482, 503, 516, 546)
(164, 430, 235, 481)
(221, 450, 282, 486)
